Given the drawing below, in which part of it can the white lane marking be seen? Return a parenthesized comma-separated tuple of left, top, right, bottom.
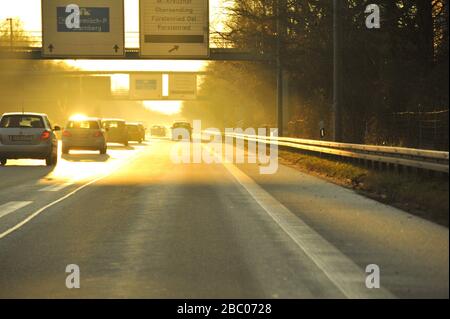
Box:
(0, 144, 148, 240)
(0, 201, 33, 219)
(207, 144, 394, 299)
(0, 176, 105, 240)
(39, 182, 73, 192)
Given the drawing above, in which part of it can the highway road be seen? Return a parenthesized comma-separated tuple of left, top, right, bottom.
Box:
(0, 139, 448, 298)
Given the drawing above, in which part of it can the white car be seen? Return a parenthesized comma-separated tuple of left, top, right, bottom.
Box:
(0, 112, 60, 166)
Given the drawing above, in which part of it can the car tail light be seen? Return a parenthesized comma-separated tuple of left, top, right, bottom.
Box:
(93, 131, 103, 138)
(40, 130, 51, 140)
(62, 130, 71, 138)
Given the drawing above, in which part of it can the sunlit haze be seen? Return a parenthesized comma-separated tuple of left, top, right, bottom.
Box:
(0, 0, 448, 303)
(0, 0, 226, 115)
(143, 101, 183, 115)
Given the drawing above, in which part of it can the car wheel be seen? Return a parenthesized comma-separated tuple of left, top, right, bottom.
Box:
(100, 147, 107, 155)
(124, 141, 129, 146)
(0, 158, 7, 166)
(46, 154, 57, 166)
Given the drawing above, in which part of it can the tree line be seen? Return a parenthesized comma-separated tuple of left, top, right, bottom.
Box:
(184, 0, 448, 148)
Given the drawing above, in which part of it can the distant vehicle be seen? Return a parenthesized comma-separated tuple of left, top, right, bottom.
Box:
(150, 125, 166, 137)
(126, 123, 144, 143)
(0, 112, 60, 166)
(101, 119, 128, 146)
(62, 118, 107, 155)
(135, 123, 146, 141)
(171, 121, 193, 141)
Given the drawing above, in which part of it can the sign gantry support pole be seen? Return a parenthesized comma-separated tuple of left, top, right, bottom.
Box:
(333, 0, 343, 142)
(276, 0, 286, 137)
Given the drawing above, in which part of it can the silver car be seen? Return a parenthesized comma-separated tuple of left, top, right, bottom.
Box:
(62, 118, 107, 154)
(0, 112, 60, 166)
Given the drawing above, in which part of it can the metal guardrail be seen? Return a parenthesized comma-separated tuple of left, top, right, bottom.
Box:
(225, 132, 449, 173)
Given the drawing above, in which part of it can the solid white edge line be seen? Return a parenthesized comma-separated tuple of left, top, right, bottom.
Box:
(203, 144, 395, 299)
(223, 162, 395, 299)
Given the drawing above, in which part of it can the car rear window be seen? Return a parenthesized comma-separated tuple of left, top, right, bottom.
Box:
(0, 115, 45, 129)
(127, 125, 139, 131)
(173, 123, 191, 129)
(66, 121, 100, 129)
(103, 121, 124, 129)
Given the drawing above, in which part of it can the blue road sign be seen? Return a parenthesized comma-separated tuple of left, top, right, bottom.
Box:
(57, 7, 110, 32)
(136, 80, 157, 90)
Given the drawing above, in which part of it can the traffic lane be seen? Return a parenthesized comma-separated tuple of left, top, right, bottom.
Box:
(0, 142, 150, 236)
(0, 141, 145, 191)
(0, 140, 346, 298)
(45, 141, 149, 184)
(0, 163, 54, 192)
(237, 158, 449, 299)
(0, 141, 149, 190)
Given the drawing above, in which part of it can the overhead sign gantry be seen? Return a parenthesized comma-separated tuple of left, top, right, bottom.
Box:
(2, 1, 265, 60)
(129, 73, 198, 100)
(169, 74, 197, 99)
(129, 74, 163, 100)
(41, 0, 125, 57)
(139, 0, 209, 58)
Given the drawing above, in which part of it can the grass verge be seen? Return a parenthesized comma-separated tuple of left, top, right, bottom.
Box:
(279, 150, 449, 227)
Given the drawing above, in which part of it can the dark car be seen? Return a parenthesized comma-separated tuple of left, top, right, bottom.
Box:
(126, 123, 144, 143)
(171, 122, 193, 141)
(102, 119, 128, 146)
(0, 112, 60, 166)
(150, 125, 166, 137)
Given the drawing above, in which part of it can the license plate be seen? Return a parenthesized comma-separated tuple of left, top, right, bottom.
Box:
(10, 135, 33, 142)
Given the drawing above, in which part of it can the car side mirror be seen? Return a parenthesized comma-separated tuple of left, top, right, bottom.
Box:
(53, 125, 61, 131)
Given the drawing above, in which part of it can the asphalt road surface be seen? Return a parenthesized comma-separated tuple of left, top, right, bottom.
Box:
(0, 139, 448, 298)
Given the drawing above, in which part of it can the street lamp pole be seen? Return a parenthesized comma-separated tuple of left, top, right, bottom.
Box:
(333, 0, 343, 141)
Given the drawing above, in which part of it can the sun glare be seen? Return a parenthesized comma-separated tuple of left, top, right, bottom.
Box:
(111, 74, 130, 92)
(143, 101, 183, 115)
(69, 114, 88, 121)
(0, 0, 224, 118)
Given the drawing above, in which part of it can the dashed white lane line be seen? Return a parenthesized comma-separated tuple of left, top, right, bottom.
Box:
(0, 201, 33, 219)
(201, 143, 395, 299)
(0, 145, 149, 240)
(0, 175, 108, 240)
(38, 182, 74, 192)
